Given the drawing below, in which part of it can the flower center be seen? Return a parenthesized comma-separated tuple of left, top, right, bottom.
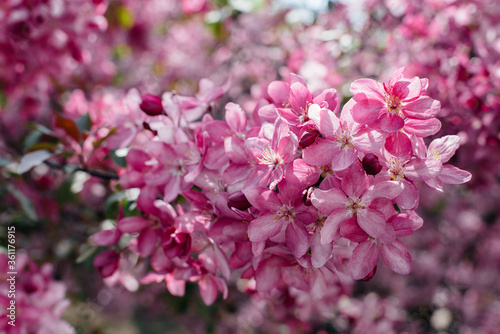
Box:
(428, 148, 441, 160)
(335, 124, 354, 149)
(384, 93, 402, 116)
(389, 157, 405, 180)
(257, 147, 283, 167)
(346, 197, 365, 216)
(274, 205, 296, 221)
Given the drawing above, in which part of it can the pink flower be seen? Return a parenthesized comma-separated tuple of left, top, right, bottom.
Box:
(413, 135, 472, 191)
(243, 181, 316, 258)
(245, 118, 298, 189)
(311, 163, 402, 245)
(350, 68, 442, 157)
(303, 99, 384, 171)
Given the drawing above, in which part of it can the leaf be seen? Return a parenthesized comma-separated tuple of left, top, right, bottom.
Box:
(55, 113, 80, 142)
(25, 124, 57, 137)
(75, 113, 92, 133)
(18, 150, 52, 174)
(23, 130, 42, 149)
(76, 245, 98, 264)
(26, 142, 58, 152)
(111, 149, 127, 168)
(6, 184, 38, 221)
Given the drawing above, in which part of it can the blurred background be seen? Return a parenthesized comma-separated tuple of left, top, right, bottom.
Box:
(1, 0, 499, 333)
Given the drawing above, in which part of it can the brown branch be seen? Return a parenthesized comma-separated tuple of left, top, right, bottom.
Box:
(44, 160, 119, 180)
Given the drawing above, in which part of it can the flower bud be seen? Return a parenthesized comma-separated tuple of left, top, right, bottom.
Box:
(299, 129, 320, 149)
(362, 153, 383, 176)
(227, 191, 251, 210)
(140, 94, 164, 116)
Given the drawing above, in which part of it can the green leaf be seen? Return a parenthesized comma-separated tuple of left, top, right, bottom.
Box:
(75, 113, 92, 133)
(6, 184, 38, 221)
(111, 149, 127, 168)
(76, 245, 98, 264)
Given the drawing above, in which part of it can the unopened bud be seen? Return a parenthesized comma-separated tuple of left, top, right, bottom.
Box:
(227, 191, 251, 210)
(362, 153, 383, 176)
(140, 94, 163, 116)
(299, 129, 320, 149)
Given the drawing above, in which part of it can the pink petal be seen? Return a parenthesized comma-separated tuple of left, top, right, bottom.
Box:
(247, 214, 283, 242)
(302, 137, 337, 166)
(394, 180, 419, 210)
(341, 163, 369, 198)
(405, 157, 443, 182)
(92, 229, 121, 246)
(388, 214, 423, 237)
(363, 180, 404, 202)
(284, 159, 320, 188)
(350, 78, 385, 99)
(310, 269, 327, 301)
(349, 239, 379, 280)
(428, 135, 461, 163)
(311, 188, 347, 215)
(340, 217, 369, 242)
(310, 231, 333, 268)
(276, 107, 300, 126)
(351, 96, 385, 125)
(166, 274, 186, 297)
(224, 137, 248, 164)
(394, 76, 422, 101)
(137, 229, 158, 258)
(403, 96, 440, 119)
(320, 209, 351, 244)
(310, 107, 340, 139)
(126, 149, 151, 171)
(225, 102, 247, 133)
(313, 88, 340, 114)
(379, 113, 404, 133)
(351, 127, 385, 153)
(203, 143, 228, 170)
(380, 240, 412, 275)
(93, 251, 119, 278)
(438, 164, 472, 184)
(357, 209, 395, 244)
(243, 187, 280, 212)
(163, 174, 182, 202)
(385, 131, 412, 158)
(118, 217, 150, 233)
(199, 275, 218, 306)
(330, 146, 357, 171)
(213, 243, 231, 280)
(404, 118, 441, 137)
(137, 186, 159, 215)
(286, 220, 309, 258)
(289, 82, 313, 113)
(267, 81, 290, 106)
(255, 257, 284, 292)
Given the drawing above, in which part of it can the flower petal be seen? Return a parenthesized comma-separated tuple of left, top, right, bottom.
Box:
(380, 240, 412, 275)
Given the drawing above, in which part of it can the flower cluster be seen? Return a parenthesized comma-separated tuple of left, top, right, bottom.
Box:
(0, 252, 74, 334)
(92, 68, 470, 305)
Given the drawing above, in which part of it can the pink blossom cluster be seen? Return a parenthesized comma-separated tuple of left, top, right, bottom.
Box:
(0, 252, 74, 334)
(91, 68, 470, 306)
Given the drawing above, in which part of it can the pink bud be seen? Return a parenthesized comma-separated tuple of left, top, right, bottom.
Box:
(140, 94, 164, 116)
(299, 129, 320, 149)
(93, 251, 119, 277)
(362, 153, 383, 176)
(227, 191, 251, 210)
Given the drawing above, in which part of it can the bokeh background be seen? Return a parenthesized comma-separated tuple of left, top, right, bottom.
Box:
(1, 0, 499, 333)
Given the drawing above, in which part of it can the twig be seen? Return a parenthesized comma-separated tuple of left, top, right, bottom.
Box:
(44, 160, 119, 180)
